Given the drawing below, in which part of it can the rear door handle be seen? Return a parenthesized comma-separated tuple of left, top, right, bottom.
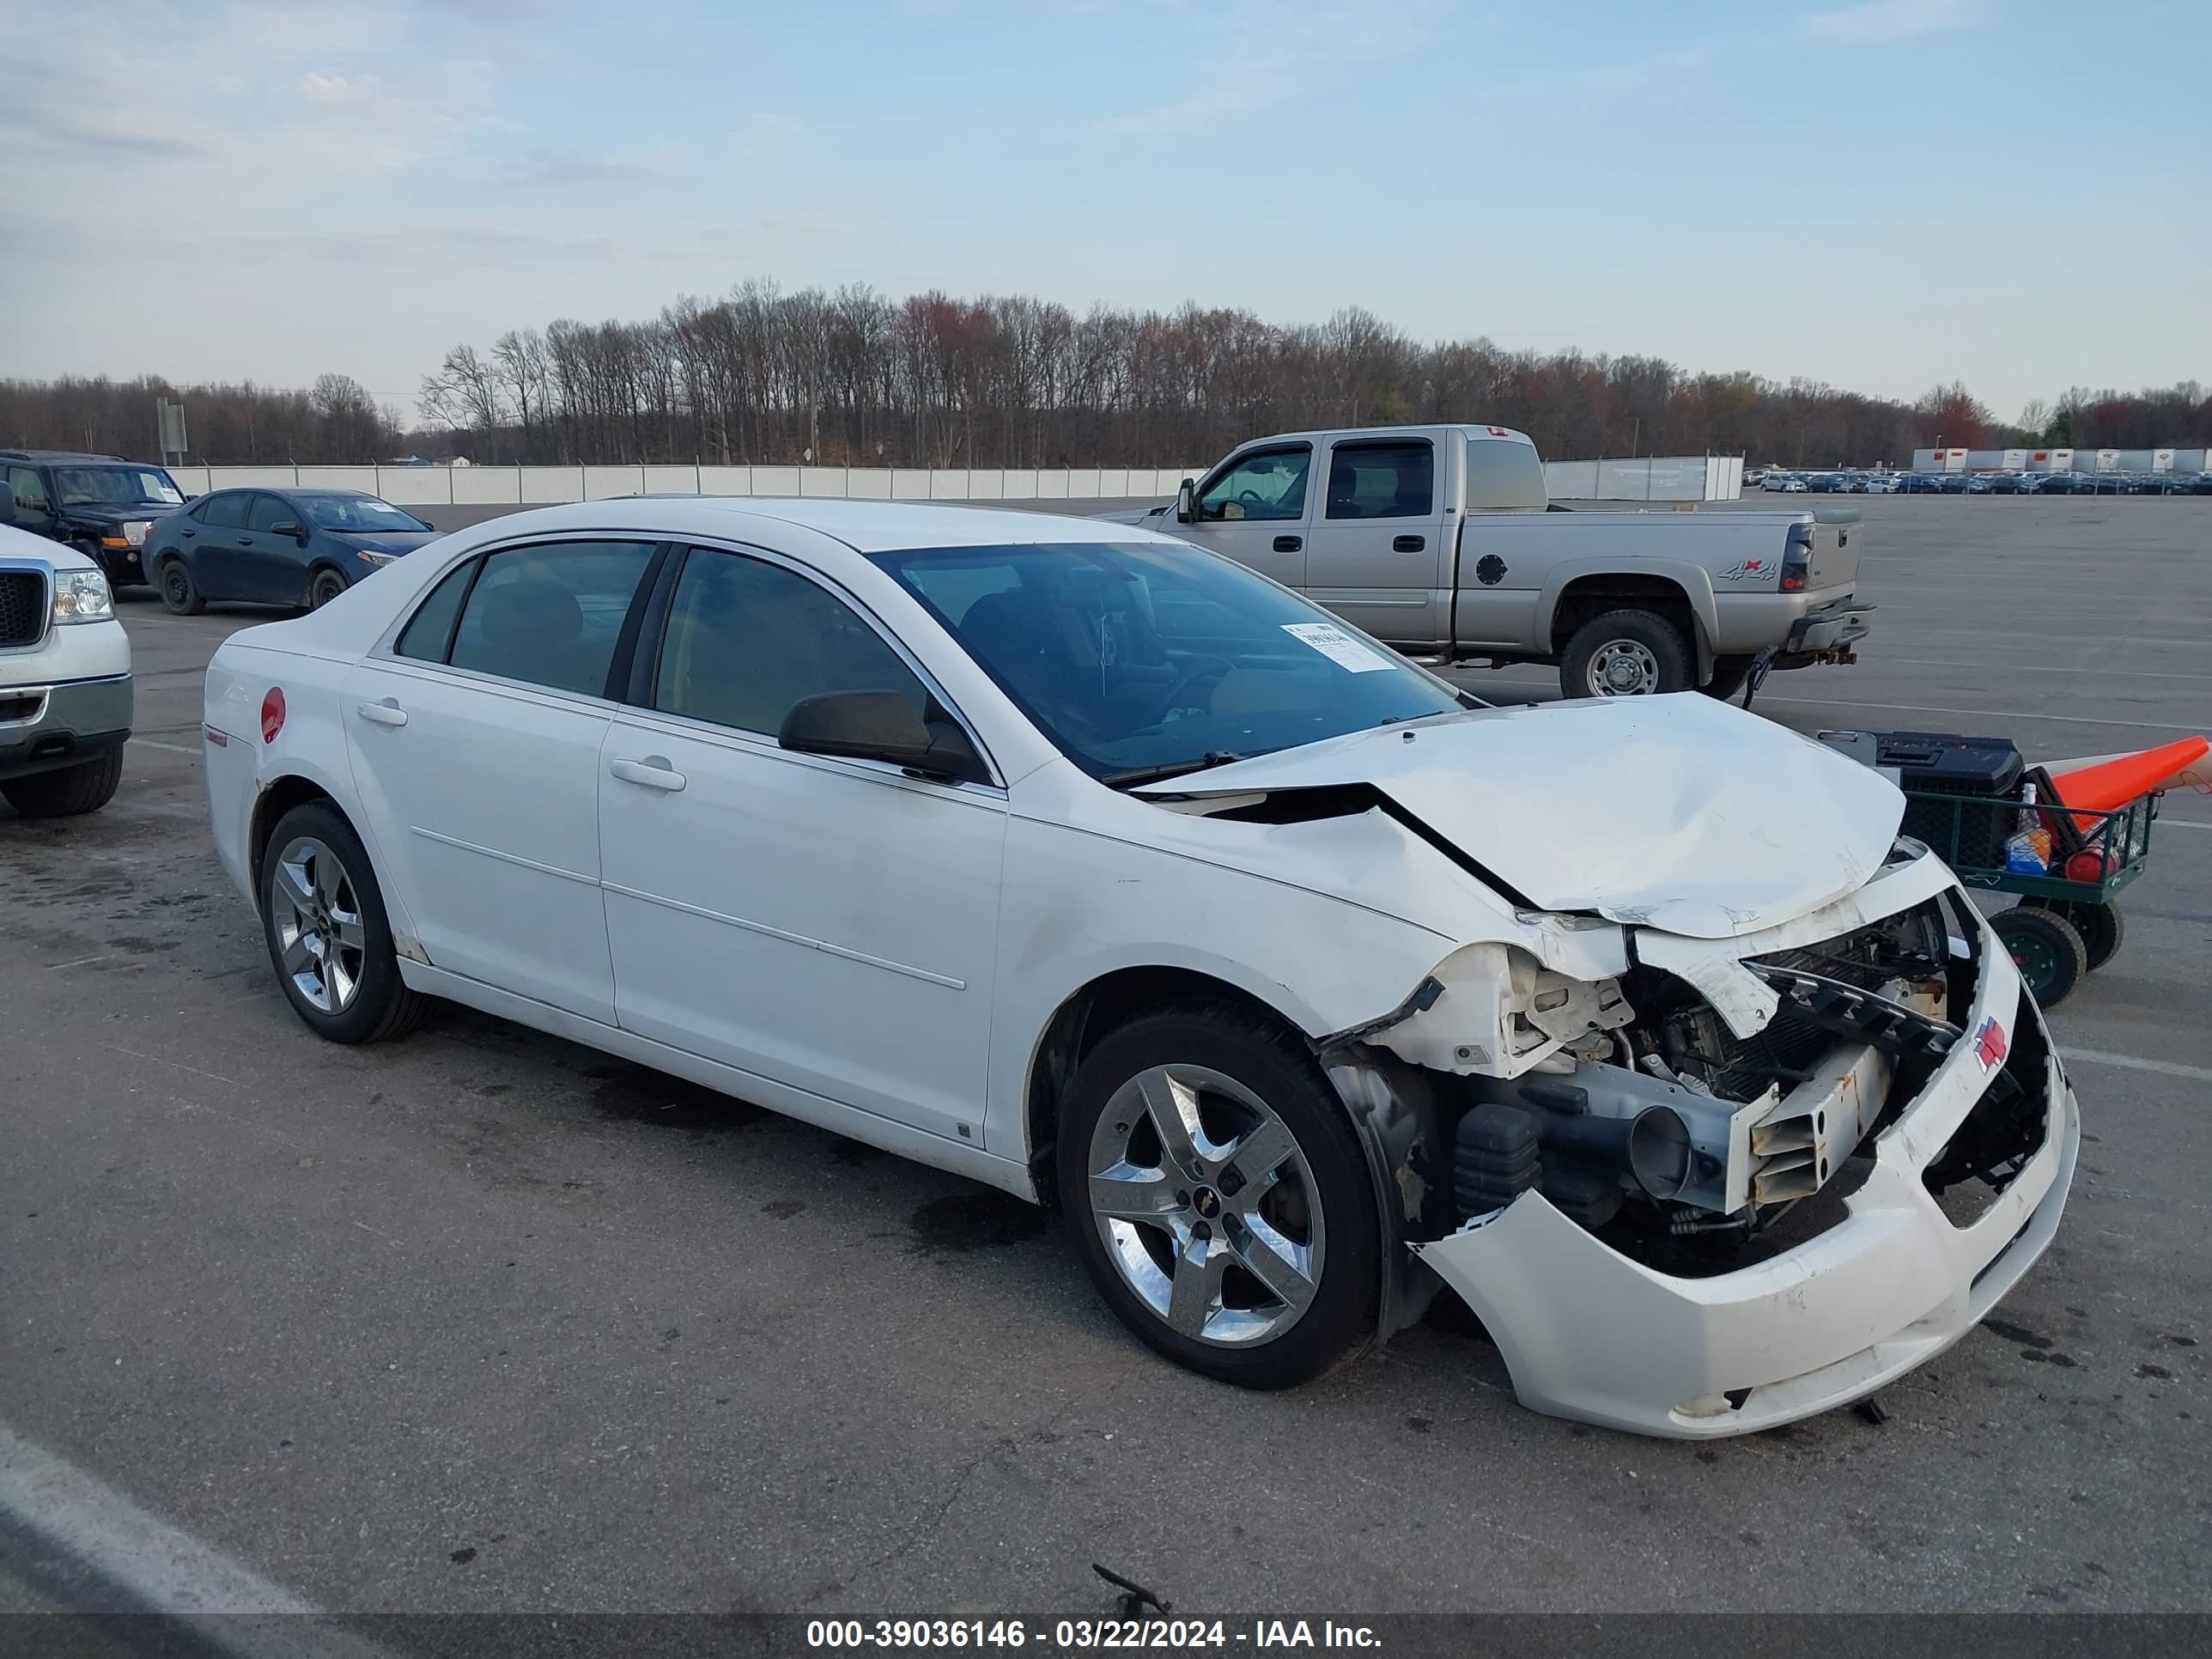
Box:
(236, 537, 253, 547)
(1393, 534, 1426, 552)
(610, 756, 686, 792)
(355, 698, 408, 727)
(180, 528, 196, 538)
(1273, 535, 1302, 552)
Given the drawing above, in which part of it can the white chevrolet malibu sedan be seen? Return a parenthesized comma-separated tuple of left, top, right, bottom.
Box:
(202, 499, 2078, 1437)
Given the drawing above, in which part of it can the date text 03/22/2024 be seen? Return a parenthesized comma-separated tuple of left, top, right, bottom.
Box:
(805, 1620, 1382, 1649)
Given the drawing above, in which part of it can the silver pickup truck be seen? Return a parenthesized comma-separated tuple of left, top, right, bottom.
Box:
(1112, 423, 1871, 700)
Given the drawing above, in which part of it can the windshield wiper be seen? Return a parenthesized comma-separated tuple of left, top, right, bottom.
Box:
(1101, 751, 1244, 789)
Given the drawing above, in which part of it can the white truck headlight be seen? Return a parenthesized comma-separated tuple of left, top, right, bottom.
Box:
(52, 568, 114, 623)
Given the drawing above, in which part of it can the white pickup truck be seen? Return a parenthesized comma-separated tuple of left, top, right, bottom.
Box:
(0, 515, 133, 817)
(1113, 424, 1871, 700)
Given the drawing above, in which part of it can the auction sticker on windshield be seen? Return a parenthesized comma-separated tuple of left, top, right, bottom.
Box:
(1280, 622, 1395, 672)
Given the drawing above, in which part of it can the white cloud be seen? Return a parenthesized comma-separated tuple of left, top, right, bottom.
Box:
(301, 70, 375, 106)
(1086, 0, 1443, 137)
(1806, 0, 1989, 43)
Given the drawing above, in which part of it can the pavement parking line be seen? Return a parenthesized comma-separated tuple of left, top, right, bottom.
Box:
(1879, 659, 2212, 683)
(130, 737, 201, 756)
(1751, 696, 2204, 731)
(2064, 1048, 2212, 1085)
(0, 1422, 392, 1656)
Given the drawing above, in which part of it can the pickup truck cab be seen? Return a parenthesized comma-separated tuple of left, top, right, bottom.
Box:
(1117, 425, 1870, 701)
(0, 513, 133, 817)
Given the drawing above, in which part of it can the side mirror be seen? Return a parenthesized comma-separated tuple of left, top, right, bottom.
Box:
(1175, 478, 1196, 524)
(779, 690, 980, 781)
(271, 520, 307, 541)
(0, 483, 13, 520)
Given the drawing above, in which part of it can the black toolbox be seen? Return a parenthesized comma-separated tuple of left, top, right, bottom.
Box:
(1875, 732, 2027, 866)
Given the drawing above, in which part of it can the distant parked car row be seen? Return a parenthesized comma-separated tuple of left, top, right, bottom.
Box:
(1759, 465, 2212, 496)
(0, 448, 440, 612)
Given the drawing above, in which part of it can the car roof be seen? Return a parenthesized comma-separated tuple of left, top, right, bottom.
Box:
(447, 496, 1192, 556)
(0, 449, 134, 463)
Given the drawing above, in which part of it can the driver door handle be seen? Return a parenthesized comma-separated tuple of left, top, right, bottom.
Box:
(1392, 534, 1426, 552)
(355, 699, 408, 727)
(610, 756, 686, 792)
(1273, 535, 1302, 552)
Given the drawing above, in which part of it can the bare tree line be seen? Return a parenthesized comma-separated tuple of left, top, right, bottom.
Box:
(6, 283, 2205, 469)
(0, 374, 404, 466)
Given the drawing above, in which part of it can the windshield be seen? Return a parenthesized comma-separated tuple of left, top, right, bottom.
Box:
(869, 540, 1465, 782)
(52, 466, 183, 507)
(297, 494, 429, 532)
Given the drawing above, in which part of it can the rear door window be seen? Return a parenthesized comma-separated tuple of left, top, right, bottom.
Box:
(1324, 442, 1433, 520)
(446, 541, 658, 698)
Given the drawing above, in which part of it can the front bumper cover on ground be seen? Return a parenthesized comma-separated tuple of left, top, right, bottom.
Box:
(1413, 896, 2077, 1438)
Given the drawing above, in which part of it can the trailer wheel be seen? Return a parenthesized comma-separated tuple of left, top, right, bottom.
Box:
(1994, 905, 2087, 1007)
(2021, 897, 2124, 972)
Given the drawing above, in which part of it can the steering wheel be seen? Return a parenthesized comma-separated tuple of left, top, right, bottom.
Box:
(1237, 489, 1267, 510)
(1147, 655, 1234, 721)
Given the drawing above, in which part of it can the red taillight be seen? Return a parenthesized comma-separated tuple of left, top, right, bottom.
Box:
(260, 688, 286, 744)
(1781, 525, 1814, 592)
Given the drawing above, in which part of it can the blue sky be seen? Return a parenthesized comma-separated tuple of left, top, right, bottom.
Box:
(3, 0, 2205, 423)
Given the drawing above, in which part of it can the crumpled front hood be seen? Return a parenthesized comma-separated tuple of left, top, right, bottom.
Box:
(1138, 694, 1905, 939)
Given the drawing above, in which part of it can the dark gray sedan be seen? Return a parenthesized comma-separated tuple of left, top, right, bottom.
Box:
(144, 489, 439, 614)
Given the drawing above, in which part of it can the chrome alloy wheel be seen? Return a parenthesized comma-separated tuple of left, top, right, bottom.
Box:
(1086, 1063, 1326, 1346)
(1588, 638, 1662, 696)
(271, 836, 367, 1014)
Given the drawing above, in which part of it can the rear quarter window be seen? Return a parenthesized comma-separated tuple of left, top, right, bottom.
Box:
(1463, 436, 1548, 510)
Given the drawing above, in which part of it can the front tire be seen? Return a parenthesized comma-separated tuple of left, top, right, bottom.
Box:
(307, 568, 349, 610)
(258, 801, 430, 1043)
(1057, 1002, 1379, 1389)
(159, 556, 205, 616)
(1559, 609, 1694, 699)
(1, 749, 124, 817)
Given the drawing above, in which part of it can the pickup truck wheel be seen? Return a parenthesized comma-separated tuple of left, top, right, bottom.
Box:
(1699, 655, 1758, 702)
(1059, 1003, 1380, 1389)
(158, 556, 206, 617)
(258, 801, 430, 1044)
(1560, 611, 1693, 698)
(1, 748, 124, 817)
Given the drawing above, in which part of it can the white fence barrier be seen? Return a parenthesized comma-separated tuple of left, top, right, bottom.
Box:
(164, 463, 1202, 504)
(1542, 455, 1741, 501)
(167, 454, 1741, 507)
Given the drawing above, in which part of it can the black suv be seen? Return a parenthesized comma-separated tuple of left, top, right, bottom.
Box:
(0, 450, 190, 588)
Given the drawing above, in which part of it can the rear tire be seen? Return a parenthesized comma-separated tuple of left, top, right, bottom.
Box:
(159, 556, 205, 616)
(1993, 905, 2087, 1008)
(1, 749, 124, 817)
(2022, 897, 2124, 972)
(258, 800, 431, 1044)
(1057, 1001, 1380, 1389)
(1559, 610, 1694, 699)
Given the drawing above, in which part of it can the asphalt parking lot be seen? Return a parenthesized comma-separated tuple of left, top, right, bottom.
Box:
(3, 496, 2209, 1622)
